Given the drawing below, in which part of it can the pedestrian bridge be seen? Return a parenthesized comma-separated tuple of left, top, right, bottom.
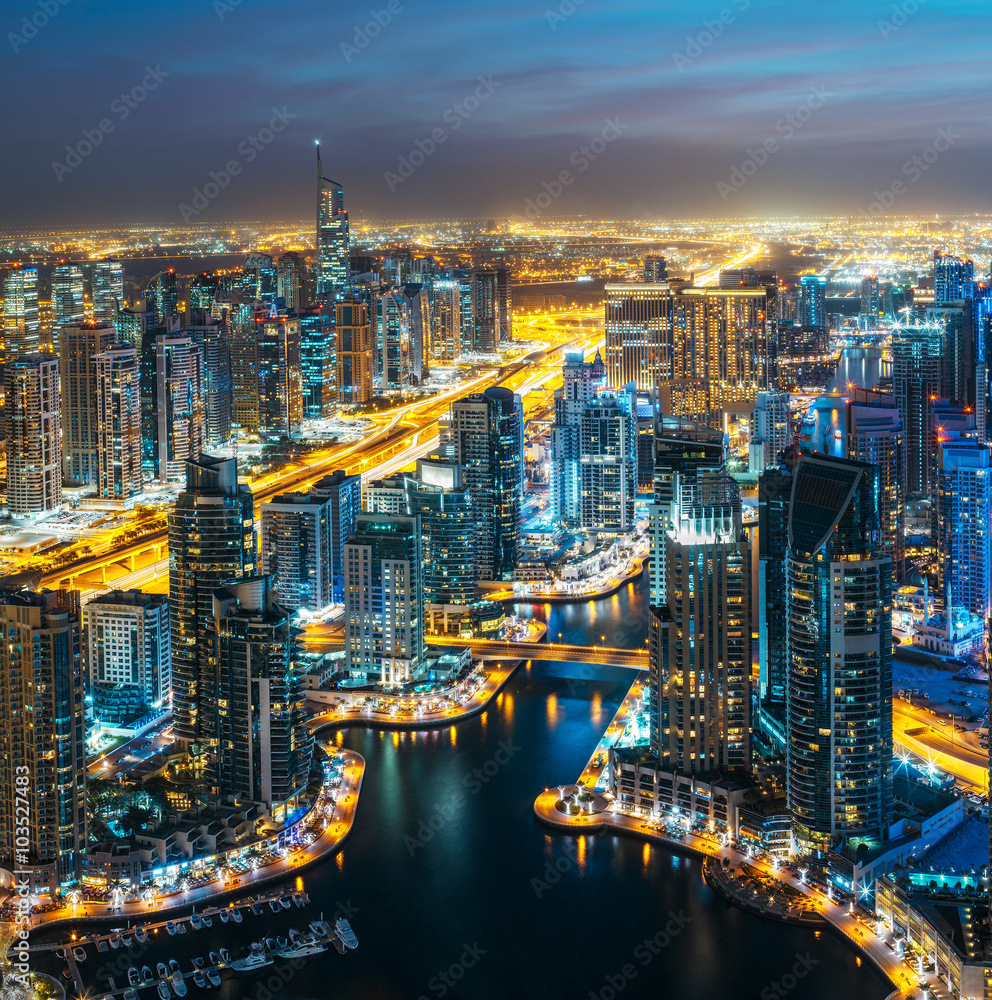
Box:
(426, 636, 648, 670)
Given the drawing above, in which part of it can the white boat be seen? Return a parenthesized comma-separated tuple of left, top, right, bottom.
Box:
(219, 949, 231, 964)
(231, 909, 243, 924)
(229, 949, 274, 975)
(250, 902, 263, 916)
(218, 909, 229, 924)
(334, 919, 358, 950)
(122, 936, 133, 947)
(206, 970, 221, 987)
(166, 922, 177, 936)
(124, 991, 137, 1000)
(172, 973, 187, 998)
(157, 981, 171, 1000)
(128, 968, 141, 987)
(293, 894, 306, 908)
(135, 927, 148, 944)
(192, 971, 206, 989)
(208, 952, 219, 968)
(157, 962, 169, 979)
(110, 937, 121, 950)
(73, 947, 87, 964)
(169, 961, 181, 976)
(309, 920, 327, 937)
(268, 900, 281, 913)
(97, 939, 109, 953)
(275, 937, 326, 960)
(279, 897, 292, 911)
(190, 913, 203, 931)
(176, 923, 187, 935)
(201, 915, 213, 928)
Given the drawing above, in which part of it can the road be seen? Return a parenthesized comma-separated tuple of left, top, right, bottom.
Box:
(893, 701, 989, 792)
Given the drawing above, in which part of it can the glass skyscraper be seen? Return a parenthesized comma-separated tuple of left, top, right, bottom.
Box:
(316, 146, 350, 298)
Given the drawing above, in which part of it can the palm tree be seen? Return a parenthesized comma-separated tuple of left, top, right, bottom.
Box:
(120, 805, 151, 837)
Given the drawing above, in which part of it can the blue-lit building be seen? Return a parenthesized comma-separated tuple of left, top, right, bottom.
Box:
(311, 470, 361, 603)
(934, 250, 975, 305)
(786, 453, 893, 862)
(798, 275, 827, 332)
(299, 305, 335, 417)
(316, 146, 350, 298)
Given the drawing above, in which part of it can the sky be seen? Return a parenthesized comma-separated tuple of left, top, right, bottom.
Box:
(2, 0, 988, 226)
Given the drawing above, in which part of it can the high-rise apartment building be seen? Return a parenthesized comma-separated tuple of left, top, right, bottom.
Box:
(311, 470, 361, 603)
(430, 279, 462, 363)
(257, 314, 302, 438)
(748, 391, 791, 474)
(229, 301, 260, 436)
(186, 315, 232, 447)
(52, 264, 86, 334)
(261, 491, 334, 613)
(84, 589, 170, 724)
(893, 327, 943, 498)
(860, 275, 880, 329)
(6, 353, 62, 517)
(210, 577, 313, 815)
(316, 147, 350, 298)
(935, 437, 991, 618)
(934, 250, 975, 304)
(648, 416, 726, 605)
(336, 299, 373, 404)
(643, 255, 668, 283)
(276, 251, 308, 310)
(60, 321, 115, 486)
(657, 470, 750, 774)
(145, 333, 205, 483)
(604, 282, 673, 390)
(94, 343, 143, 500)
(3, 266, 40, 359)
(299, 306, 335, 417)
(169, 456, 257, 762)
(579, 388, 638, 532)
(148, 270, 178, 326)
(786, 454, 893, 861)
(91, 259, 124, 325)
(0, 588, 85, 893)
(799, 275, 827, 331)
(551, 351, 606, 526)
(344, 513, 424, 686)
(449, 387, 523, 580)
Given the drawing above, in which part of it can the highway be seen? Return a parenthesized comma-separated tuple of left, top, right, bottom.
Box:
(892, 700, 989, 792)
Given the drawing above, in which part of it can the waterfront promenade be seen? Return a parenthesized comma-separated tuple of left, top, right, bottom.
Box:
(20, 749, 365, 933)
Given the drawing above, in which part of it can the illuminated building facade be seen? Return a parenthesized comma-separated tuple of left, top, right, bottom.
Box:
(430, 279, 462, 363)
(336, 298, 373, 404)
(60, 321, 115, 486)
(579, 388, 638, 532)
(0, 588, 85, 894)
(94, 343, 143, 500)
(316, 147, 350, 298)
(6, 353, 62, 517)
(257, 315, 302, 438)
(893, 327, 942, 498)
(299, 305, 335, 416)
(261, 491, 334, 613)
(52, 264, 85, 334)
(92, 258, 124, 325)
(311, 470, 361, 603)
(3, 266, 40, 359)
(604, 282, 672, 390)
(786, 454, 892, 861)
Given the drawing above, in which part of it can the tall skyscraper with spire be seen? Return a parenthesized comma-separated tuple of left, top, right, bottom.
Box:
(316, 145, 350, 299)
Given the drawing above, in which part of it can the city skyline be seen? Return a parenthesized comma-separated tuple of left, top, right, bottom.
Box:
(3, 0, 989, 225)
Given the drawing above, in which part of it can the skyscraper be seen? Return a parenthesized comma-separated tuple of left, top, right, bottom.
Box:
(649, 416, 727, 605)
(316, 146, 350, 298)
(169, 456, 257, 760)
(934, 250, 975, 304)
(430, 279, 462, 363)
(3, 266, 40, 359)
(257, 314, 302, 438)
(471, 271, 499, 353)
(229, 301, 260, 436)
(344, 513, 424, 686)
(51, 264, 85, 333)
(748, 391, 791, 474)
(336, 298, 373, 404)
(148, 270, 179, 326)
(495, 267, 513, 343)
(893, 327, 943, 498)
(186, 314, 232, 447)
(799, 275, 827, 331)
(786, 454, 892, 861)
(936, 437, 991, 618)
(6, 353, 62, 517)
(276, 251, 308, 310)
(604, 282, 672, 390)
(658, 468, 750, 774)
(0, 588, 85, 894)
(94, 343, 143, 500)
(578, 388, 638, 532)
(147, 333, 205, 483)
(449, 386, 524, 581)
(299, 305, 335, 417)
(91, 258, 124, 325)
(551, 351, 606, 526)
(311, 470, 361, 603)
(210, 577, 313, 814)
(261, 491, 334, 613)
(859, 275, 880, 329)
(60, 321, 115, 486)
(643, 255, 668, 283)
(84, 589, 170, 724)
